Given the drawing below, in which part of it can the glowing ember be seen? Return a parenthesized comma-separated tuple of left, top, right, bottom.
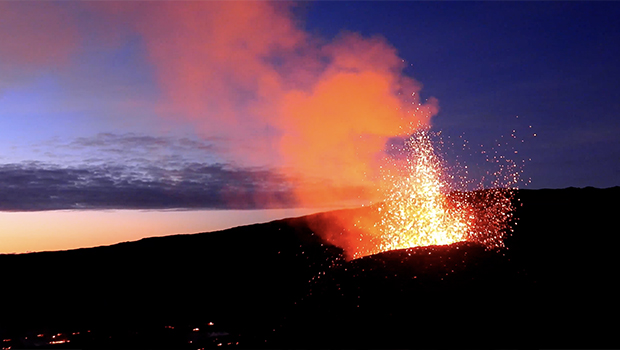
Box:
(351, 127, 517, 259)
(376, 129, 470, 252)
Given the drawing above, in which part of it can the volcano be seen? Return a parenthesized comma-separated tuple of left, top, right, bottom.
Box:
(1, 187, 618, 348)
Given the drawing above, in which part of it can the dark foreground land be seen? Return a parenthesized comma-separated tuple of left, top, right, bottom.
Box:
(1, 187, 619, 348)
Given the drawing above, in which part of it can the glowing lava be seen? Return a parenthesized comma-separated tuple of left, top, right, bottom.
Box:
(374, 129, 471, 253)
(351, 128, 516, 260)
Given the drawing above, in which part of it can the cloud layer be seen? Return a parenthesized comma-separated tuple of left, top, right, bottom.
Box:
(0, 161, 295, 211)
(0, 133, 299, 211)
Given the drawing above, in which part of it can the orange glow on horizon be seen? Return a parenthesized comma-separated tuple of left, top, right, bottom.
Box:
(0, 208, 332, 254)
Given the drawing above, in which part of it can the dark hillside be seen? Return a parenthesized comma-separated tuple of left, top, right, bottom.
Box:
(275, 241, 534, 348)
(1, 216, 345, 346)
(1, 187, 619, 348)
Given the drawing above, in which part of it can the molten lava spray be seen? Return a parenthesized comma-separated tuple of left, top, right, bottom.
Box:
(373, 129, 470, 255)
(347, 127, 516, 260)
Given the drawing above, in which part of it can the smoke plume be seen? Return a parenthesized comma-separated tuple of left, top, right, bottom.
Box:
(119, 2, 438, 207)
(6, 2, 439, 208)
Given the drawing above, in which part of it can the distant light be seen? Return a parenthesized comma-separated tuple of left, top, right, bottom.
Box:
(49, 340, 68, 345)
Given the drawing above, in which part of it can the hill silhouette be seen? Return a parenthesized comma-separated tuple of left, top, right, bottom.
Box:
(1, 187, 618, 348)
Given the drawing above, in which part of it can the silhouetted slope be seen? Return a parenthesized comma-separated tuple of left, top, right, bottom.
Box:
(513, 187, 620, 348)
(0, 216, 345, 345)
(1, 187, 619, 348)
(274, 241, 534, 348)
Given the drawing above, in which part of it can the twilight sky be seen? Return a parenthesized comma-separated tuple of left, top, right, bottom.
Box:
(1, 1, 619, 253)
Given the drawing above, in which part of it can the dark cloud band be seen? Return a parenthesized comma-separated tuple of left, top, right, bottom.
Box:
(0, 161, 297, 211)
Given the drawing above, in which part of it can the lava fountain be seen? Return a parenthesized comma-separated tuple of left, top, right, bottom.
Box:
(350, 127, 516, 260)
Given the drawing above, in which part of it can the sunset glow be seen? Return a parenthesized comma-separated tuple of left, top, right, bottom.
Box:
(0, 208, 329, 254)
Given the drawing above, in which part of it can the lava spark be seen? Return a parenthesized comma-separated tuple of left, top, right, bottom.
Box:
(352, 127, 516, 259)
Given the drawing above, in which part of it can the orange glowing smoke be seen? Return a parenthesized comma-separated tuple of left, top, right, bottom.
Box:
(88, 2, 438, 208)
(344, 127, 516, 260)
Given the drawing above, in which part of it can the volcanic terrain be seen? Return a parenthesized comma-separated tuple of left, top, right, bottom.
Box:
(1, 187, 618, 348)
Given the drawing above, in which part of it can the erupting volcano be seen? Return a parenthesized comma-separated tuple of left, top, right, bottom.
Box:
(349, 127, 517, 259)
